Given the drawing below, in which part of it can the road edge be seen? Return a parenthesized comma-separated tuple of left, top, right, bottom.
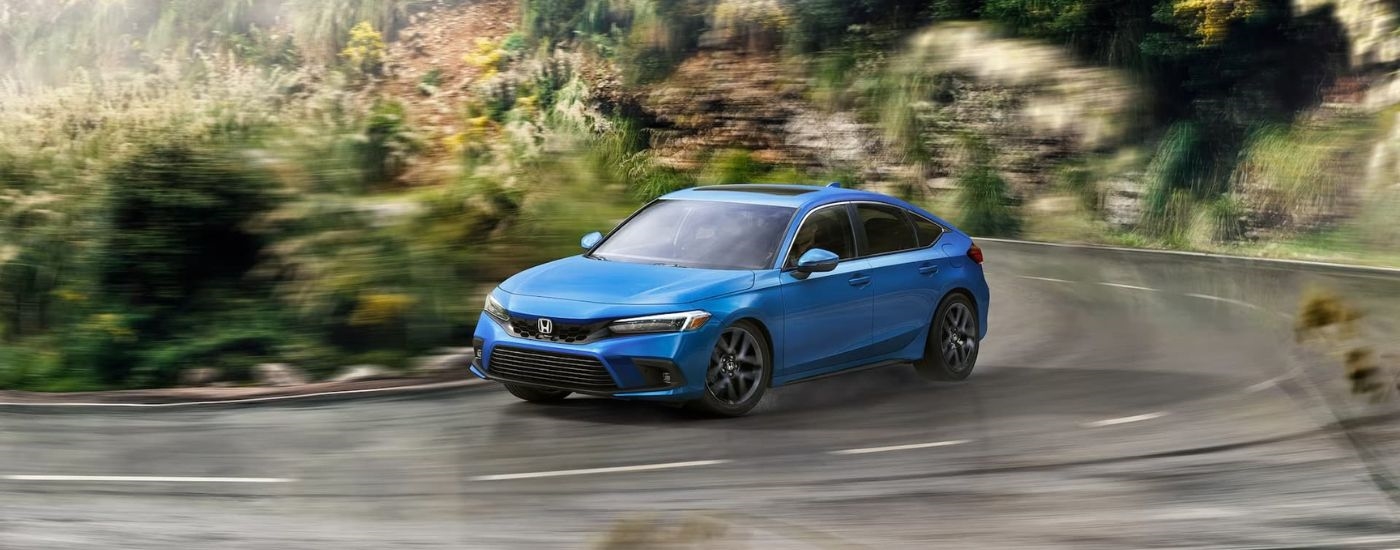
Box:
(978, 237, 1400, 277)
(0, 377, 491, 410)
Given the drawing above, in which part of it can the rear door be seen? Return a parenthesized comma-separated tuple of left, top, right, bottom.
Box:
(854, 202, 949, 356)
(778, 203, 874, 377)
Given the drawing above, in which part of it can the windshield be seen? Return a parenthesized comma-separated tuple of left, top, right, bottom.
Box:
(590, 199, 796, 270)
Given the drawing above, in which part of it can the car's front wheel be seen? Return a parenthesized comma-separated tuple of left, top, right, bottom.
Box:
(689, 320, 771, 417)
(914, 293, 980, 381)
(503, 383, 572, 403)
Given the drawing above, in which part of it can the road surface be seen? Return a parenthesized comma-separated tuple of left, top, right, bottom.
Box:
(3, 242, 1398, 548)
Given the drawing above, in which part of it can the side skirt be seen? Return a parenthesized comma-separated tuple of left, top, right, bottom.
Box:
(776, 359, 910, 387)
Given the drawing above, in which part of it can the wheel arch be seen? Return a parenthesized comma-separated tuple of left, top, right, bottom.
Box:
(730, 316, 776, 384)
(940, 286, 986, 339)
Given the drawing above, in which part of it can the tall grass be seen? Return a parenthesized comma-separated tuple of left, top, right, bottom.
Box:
(955, 136, 1021, 237)
(1139, 122, 1217, 240)
(1232, 122, 1353, 228)
(0, 0, 440, 88)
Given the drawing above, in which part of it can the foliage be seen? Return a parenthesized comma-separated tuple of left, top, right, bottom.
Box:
(954, 137, 1021, 237)
(521, 0, 708, 84)
(1295, 290, 1399, 401)
(1139, 122, 1217, 239)
(0, 0, 437, 88)
(784, 0, 932, 54)
(1168, 0, 1259, 46)
(341, 21, 388, 77)
(358, 100, 421, 186)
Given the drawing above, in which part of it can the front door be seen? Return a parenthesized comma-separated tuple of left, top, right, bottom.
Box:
(778, 203, 874, 378)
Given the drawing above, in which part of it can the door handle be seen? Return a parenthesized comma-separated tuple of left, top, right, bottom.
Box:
(848, 274, 871, 287)
(918, 263, 939, 275)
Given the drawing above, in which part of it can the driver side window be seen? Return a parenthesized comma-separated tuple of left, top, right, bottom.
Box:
(785, 205, 856, 267)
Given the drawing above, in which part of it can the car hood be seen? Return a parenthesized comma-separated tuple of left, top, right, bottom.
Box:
(499, 256, 756, 305)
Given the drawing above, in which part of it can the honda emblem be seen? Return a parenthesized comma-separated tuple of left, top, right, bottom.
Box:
(537, 318, 554, 335)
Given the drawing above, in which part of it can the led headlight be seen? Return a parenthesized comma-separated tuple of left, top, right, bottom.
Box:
(484, 294, 509, 322)
(609, 310, 711, 334)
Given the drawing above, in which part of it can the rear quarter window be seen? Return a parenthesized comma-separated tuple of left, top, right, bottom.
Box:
(912, 214, 944, 247)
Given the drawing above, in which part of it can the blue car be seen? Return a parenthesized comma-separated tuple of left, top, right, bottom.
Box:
(471, 184, 989, 416)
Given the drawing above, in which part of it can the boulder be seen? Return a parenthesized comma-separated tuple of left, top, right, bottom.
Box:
(253, 363, 309, 387)
(414, 349, 476, 373)
(329, 365, 395, 383)
(178, 367, 221, 387)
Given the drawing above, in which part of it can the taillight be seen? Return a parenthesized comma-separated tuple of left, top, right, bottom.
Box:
(967, 243, 984, 264)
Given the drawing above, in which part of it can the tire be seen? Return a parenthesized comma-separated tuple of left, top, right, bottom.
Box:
(915, 293, 980, 381)
(687, 320, 772, 417)
(503, 383, 572, 403)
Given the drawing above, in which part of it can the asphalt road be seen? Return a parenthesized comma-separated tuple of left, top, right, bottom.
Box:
(3, 242, 1399, 549)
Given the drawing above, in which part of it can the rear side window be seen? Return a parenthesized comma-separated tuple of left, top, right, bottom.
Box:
(786, 205, 856, 266)
(912, 214, 944, 247)
(856, 203, 918, 255)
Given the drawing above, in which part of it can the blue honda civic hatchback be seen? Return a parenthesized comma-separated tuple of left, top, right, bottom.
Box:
(471, 184, 989, 416)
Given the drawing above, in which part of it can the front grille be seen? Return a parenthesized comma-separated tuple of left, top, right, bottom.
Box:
(487, 346, 618, 392)
(507, 317, 609, 344)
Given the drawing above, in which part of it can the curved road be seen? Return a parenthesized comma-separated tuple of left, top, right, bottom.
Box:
(3, 242, 1399, 549)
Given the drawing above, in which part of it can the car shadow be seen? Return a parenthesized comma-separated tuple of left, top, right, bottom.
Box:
(507, 362, 1230, 431)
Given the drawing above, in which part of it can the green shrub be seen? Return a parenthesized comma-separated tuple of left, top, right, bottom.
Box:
(705, 150, 768, 185)
(1140, 122, 1215, 238)
(97, 143, 275, 310)
(955, 137, 1021, 237)
(357, 100, 421, 187)
(418, 68, 444, 96)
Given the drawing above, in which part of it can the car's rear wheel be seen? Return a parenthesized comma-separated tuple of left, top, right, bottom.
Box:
(915, 293, 980, 381)
(503, 383, 572, 403)
(689, 320, 771, 417)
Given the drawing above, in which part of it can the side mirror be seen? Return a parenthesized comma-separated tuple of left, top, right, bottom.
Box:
(792, 248, 840, 277)
(580, 231, 603, 250)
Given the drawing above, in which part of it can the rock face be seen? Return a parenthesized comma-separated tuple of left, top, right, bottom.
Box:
(645, 51, 813, 170)
(253, 363, 309, 387)
(1294, 0, 1400, 70)
(889, 23, 1139, 192)
(640, 22, 1139, 196)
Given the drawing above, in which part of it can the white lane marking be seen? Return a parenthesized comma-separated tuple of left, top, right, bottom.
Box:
(1018, 275, 1073, 284)
(1184, 293, 1261, 309)
(1098, 282, 1158, 292)
(1245, 379, 1280, 393)
(3, 475, 294, 484)
(829, 439, 971, 456)
(1081, 412, 1167, 428)
(0, 379, 484, 408)
(471, 460, 729, 482)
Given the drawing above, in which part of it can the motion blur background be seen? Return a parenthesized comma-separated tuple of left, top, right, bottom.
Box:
(0, 0, 1395, 391)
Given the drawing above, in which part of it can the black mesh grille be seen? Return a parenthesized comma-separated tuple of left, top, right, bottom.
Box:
(487, 346, 617, 392)
(507, 317, 608, 344)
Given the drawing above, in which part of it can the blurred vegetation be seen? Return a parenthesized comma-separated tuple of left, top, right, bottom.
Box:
(0, 0, 1394, 389)
(1296, 290, 1398, 401)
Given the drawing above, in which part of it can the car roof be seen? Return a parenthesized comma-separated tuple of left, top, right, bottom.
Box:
(661, 184, 897, 208)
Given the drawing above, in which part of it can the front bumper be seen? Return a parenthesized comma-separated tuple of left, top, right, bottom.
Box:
(471, 317, 714, 401)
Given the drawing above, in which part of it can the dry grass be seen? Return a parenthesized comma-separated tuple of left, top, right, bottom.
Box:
(1295, 289, 1398, 400)
(593, 514, 732, 549)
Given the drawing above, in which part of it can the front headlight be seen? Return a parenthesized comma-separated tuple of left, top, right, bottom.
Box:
(609, 310, 711, 334)
(484, 294, 509, 322)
